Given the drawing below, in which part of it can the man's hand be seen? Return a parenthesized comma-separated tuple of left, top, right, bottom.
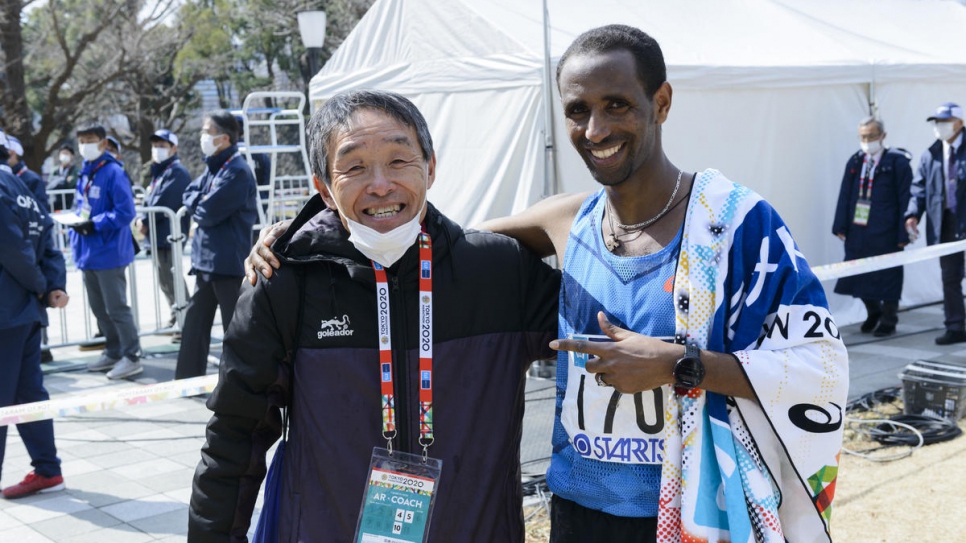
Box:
(905, 217, 919, 237)
(550, 312, 678, 394)
(836, 233, 845, 241)
(245, 220, 292, 285)
(47, 290, 69, 308)
(137, 218, 148, 236)
(69, 220, 95, 236)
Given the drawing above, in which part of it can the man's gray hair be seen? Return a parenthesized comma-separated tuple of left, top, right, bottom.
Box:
(859, 115, 885, 133)
(307, 90, 434, 186)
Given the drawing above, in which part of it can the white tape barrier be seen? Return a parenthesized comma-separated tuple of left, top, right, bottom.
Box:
(0, 375, 217, 428)
(812, 239, 966, 282)
(2, 238, 962, 429)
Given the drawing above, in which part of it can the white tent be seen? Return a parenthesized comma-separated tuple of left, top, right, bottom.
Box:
(310, 0, 966, 323)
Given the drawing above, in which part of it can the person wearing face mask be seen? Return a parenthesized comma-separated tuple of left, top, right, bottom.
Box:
(0, 127, 71, 499)
(906, 102, 966, 345)
(68, 123, 142, 379)
(832, 116, 913, 337)
(47, 144, 79, 211)
(175, 111, 257, 379)
(137, 129, 191, 331)
(188, 90, 560, 543)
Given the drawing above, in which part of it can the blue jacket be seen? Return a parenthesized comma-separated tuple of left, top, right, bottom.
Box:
(141, 156, 191, 249)
(0, 169, 67, 329)
(12, 162, 49, 213)
(68, 152, 137, 270)
(183, 145, 257, 277)
(906, 131, 966, 245)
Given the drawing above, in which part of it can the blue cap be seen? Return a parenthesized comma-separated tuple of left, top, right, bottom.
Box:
(150, 129, 178, 146)
(927, 102, 963, 122)
(105, 135, 122, 154)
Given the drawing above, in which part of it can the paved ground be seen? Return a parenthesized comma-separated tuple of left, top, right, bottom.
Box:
(1, 304, 964, 542)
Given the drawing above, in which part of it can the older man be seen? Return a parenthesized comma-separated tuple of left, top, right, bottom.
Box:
(833, 116, 913, 337)
(188, 91, 559, 543)
(906, 102, 966, 345)
(249, 27, 847, 543)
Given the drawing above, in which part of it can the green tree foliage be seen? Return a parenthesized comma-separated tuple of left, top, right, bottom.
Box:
(1, 0, 373, 172)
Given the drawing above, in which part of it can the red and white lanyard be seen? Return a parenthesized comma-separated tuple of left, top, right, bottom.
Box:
(149, 159, 180, 192)
(859, 154, 877, 200)
(373, 229, 434, 457)
(205, 152, 241, 195)
(15, 167, 25, 178)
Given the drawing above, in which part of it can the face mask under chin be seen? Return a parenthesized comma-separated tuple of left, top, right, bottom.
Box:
(337, 202, 425, 268)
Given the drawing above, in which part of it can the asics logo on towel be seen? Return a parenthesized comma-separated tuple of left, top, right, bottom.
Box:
(318, 314, 354, 338)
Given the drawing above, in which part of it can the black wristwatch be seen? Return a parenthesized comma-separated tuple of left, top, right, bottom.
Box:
(673, 344, 705, 390)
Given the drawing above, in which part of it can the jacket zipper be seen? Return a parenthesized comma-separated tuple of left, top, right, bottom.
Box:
(390, 274, 411, 453)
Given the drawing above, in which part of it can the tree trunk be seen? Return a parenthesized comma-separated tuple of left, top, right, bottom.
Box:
(0, 0, 39, 169)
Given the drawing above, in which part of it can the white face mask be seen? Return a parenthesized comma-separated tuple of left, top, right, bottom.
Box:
(79, 142, 102, 161)
(152, 147, 170, 163)
(935, 122, 960, 143)
(59, 153, 72, 165)
(339, 204, 424, 267)
(200, 133, 219, 156)
(860, 139, 882, 156)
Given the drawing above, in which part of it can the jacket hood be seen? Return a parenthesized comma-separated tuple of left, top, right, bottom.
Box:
(272, 194, 462, 272)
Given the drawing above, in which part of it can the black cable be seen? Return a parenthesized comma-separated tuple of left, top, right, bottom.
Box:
(846, 386, 962, 453)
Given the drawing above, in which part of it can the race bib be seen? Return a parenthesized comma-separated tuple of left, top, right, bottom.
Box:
(560, 334, 668, 465)
(853, 199, 871, 226)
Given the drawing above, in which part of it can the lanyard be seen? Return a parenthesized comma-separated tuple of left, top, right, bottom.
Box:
(372, 228, 434, 458)
(82, 160, 108, 199)
(206, 152, 241, 195)
(859, 154, 877, 200)
(150, 159, 180, 192)
(15, 167, 25, 178)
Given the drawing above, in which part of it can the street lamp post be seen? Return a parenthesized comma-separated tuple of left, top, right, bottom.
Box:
(297, 11, 327, 86)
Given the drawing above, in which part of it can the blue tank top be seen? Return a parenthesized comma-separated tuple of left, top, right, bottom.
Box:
(545, 190, 680, 517)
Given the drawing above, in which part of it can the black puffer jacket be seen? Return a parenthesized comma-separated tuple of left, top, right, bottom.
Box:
(189, 195, 560, 543)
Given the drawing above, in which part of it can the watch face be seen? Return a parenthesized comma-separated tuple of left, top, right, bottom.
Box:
(674, 347, 705, 389)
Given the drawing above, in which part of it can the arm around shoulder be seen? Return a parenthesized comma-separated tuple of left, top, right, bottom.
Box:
(475, 191, 589, 260)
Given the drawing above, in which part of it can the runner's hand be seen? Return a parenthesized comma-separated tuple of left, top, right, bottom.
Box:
(550, 311, 679, 394)
(245, 220, 292, 285)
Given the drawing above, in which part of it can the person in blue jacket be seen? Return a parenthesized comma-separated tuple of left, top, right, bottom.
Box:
(4, 135, 49, 212)
(138, 129, 191, 330)
(0, 129, 70, 499)
(175, 110, 257, 379)
(832, 116, 913, 337)
(69, 123, 143, 379)
(905, 103, 966, 345)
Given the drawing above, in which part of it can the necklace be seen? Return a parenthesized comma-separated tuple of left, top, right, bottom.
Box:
(613, 170, 683, 230)
(605, 180, 691, 253)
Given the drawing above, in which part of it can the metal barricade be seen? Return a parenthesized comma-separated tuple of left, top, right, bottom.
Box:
(43, 206, 190, 350)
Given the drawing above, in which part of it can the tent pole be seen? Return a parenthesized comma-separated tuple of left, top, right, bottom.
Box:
(541, 0, 560, 198)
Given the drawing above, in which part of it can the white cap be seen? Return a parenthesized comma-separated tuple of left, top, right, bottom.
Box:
(6, 135, 24, 156)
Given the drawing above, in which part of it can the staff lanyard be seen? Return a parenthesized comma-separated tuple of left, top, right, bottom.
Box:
(82, 160, 108, 200)
(15, 167, 25, 178)
(372, 228, 434, 458)
(206, 152, 241, 195)
(150, 159, 180, 192)
(859, 154, 877, 200)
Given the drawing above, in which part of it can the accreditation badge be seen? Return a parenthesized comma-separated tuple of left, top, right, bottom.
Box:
(80, 201, 92, 221)
(560, 334, 668, 465)
(354, 448, 442, 543)
(853, 199, 871, 226)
